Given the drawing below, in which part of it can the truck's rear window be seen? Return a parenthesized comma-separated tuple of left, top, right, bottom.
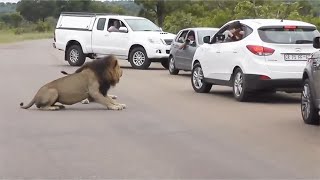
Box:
(258, 26, 320, 44)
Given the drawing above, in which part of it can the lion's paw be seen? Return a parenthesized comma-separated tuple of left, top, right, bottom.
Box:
(119, 103, 126, 109)
(107, 104, 124, 110)
(81, 99, 90, 104)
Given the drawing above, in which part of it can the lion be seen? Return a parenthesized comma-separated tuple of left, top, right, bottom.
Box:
(20, 55, 126, 111)
(60, 68, 117, 105)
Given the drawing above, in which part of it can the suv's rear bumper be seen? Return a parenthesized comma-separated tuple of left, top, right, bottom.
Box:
(244, 74, 303, 91)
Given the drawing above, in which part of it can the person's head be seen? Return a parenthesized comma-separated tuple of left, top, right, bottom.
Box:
(113, 21, 120, 29)
(230, 21, 242, 31)
(187, 33, 195, 41)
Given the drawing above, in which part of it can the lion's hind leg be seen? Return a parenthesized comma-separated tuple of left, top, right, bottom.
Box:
(35, 88, 61, 111)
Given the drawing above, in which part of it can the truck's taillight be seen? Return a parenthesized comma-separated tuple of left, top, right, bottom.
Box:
(246, 45, 274, 56)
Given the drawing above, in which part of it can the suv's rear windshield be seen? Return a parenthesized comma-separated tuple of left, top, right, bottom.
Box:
(258, 26, 320, 44)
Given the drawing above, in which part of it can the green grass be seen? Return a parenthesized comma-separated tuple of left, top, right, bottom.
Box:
(0, 30, 53, 44)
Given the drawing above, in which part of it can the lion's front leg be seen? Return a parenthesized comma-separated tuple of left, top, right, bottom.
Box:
(108, 94, 117, 99)
(106, 96, 126, 109)
(88, 84, 124, 110)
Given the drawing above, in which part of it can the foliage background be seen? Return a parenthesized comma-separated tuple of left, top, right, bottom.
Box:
(0, 0, 319, 36)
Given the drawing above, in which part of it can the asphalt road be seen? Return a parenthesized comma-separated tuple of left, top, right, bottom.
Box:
(1, 39, 320, 179)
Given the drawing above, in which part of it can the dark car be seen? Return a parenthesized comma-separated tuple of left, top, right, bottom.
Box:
(301, 36, 320, 125)
(168, 27, 218, 75)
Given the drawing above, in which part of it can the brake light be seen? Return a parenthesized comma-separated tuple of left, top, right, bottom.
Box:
(259, 75, 271, 80)
(284, 25, 297, 30)
(246, 45, 275, 56)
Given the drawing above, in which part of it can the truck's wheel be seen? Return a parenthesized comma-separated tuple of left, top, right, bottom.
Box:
(66, 45, 86, 66)
(161, 59, 169, 69)
(129, 47, 151, 69)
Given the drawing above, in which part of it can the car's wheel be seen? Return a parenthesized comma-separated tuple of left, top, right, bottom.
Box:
(232, 68, 250, 102)
(66, 45, 86, 66)
(301, 78, 319, 125)
(191, 62, 212, 93)
(129, 47, 151, 69)
(168, 56, 179, 75)
(161, 59, 169, 69)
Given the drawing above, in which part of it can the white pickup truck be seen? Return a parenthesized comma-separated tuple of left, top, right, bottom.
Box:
(53, 12, 176, 69)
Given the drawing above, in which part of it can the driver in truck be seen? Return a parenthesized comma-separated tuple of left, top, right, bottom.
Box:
(108, 20, 120, 32)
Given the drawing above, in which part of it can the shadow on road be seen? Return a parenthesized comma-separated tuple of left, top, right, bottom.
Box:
(120, 66, 166, 71)
(210, 90, 300, 104)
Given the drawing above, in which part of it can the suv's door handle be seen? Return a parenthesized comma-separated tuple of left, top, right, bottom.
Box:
(216, 50, 221, 53)
(233, 50, 237, 53)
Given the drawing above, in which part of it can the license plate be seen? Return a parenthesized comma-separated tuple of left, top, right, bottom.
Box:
(284, 53, 311, 61)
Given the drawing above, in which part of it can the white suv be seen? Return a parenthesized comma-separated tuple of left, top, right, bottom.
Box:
(53, 12, 176, 69)
(191, 19, 320, 101)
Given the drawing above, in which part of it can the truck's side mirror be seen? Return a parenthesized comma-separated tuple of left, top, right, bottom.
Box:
(203, 36, 210, 44)
(119, 27, 128, 33)
(313, 37, 320, 49)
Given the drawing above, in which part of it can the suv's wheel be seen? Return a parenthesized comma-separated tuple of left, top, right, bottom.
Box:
(161, 59, 169, 69)
(168, 56, 179, 75)
(191, 62, 212, 93)
(66, 45, 86, 66)
(129, 47, 151, 69)
(232, 68, 250, 102)
(301, 78, 319, 125)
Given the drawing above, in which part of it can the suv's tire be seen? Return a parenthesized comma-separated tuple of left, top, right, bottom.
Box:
(161, 59, 169, 69)
(168, 56, 179, 75)
(301, 78, 319, 125)
(191, 62, 212, 93)
(66, 45, 86, 66)
(232, 68, 250, 102)
(129, 47, 151, 69)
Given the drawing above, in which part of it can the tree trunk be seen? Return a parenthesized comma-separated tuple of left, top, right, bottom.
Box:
(156, 0, 165, 27)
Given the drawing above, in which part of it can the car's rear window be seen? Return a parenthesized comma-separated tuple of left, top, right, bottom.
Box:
(258, 26, 320, 44)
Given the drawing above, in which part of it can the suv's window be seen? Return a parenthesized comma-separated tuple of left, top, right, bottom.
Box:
(177, 30, 189, 43)
(125, 18, 161, 31)
(211, 22, 251, 44)
(197, 30, 217, 45)
(258, 26, 320, 44)
(97, 18, 106, 31)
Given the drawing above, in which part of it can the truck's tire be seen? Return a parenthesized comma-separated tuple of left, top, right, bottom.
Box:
(129, 47, 151, 69)
(161, 59, 169, 69)
(66, 45, 86, 66)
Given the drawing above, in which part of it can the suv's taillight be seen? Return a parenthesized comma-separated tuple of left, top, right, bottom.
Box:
(54, 31, 56, 42)
(246, 45, 274, 56)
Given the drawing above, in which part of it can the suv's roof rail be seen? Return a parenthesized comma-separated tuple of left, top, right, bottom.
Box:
(61, 12, 119, 17)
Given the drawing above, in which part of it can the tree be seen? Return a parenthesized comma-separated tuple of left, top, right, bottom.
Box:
(134, 0, 186, 27)
(17, 0, 56, 22)
(0, 12, 23, 27)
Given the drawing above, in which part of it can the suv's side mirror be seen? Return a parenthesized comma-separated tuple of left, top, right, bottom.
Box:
(119, 27, 128, 33)
(313, 37, 320, 49)
(203, 36, 210, 44)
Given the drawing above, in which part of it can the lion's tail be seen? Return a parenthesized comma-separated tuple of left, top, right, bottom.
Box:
(60, 71, 69, 75)
(20, 96, 36, 109)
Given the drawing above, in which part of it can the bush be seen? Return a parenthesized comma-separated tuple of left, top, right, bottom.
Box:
(34, 20, 51, 32)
